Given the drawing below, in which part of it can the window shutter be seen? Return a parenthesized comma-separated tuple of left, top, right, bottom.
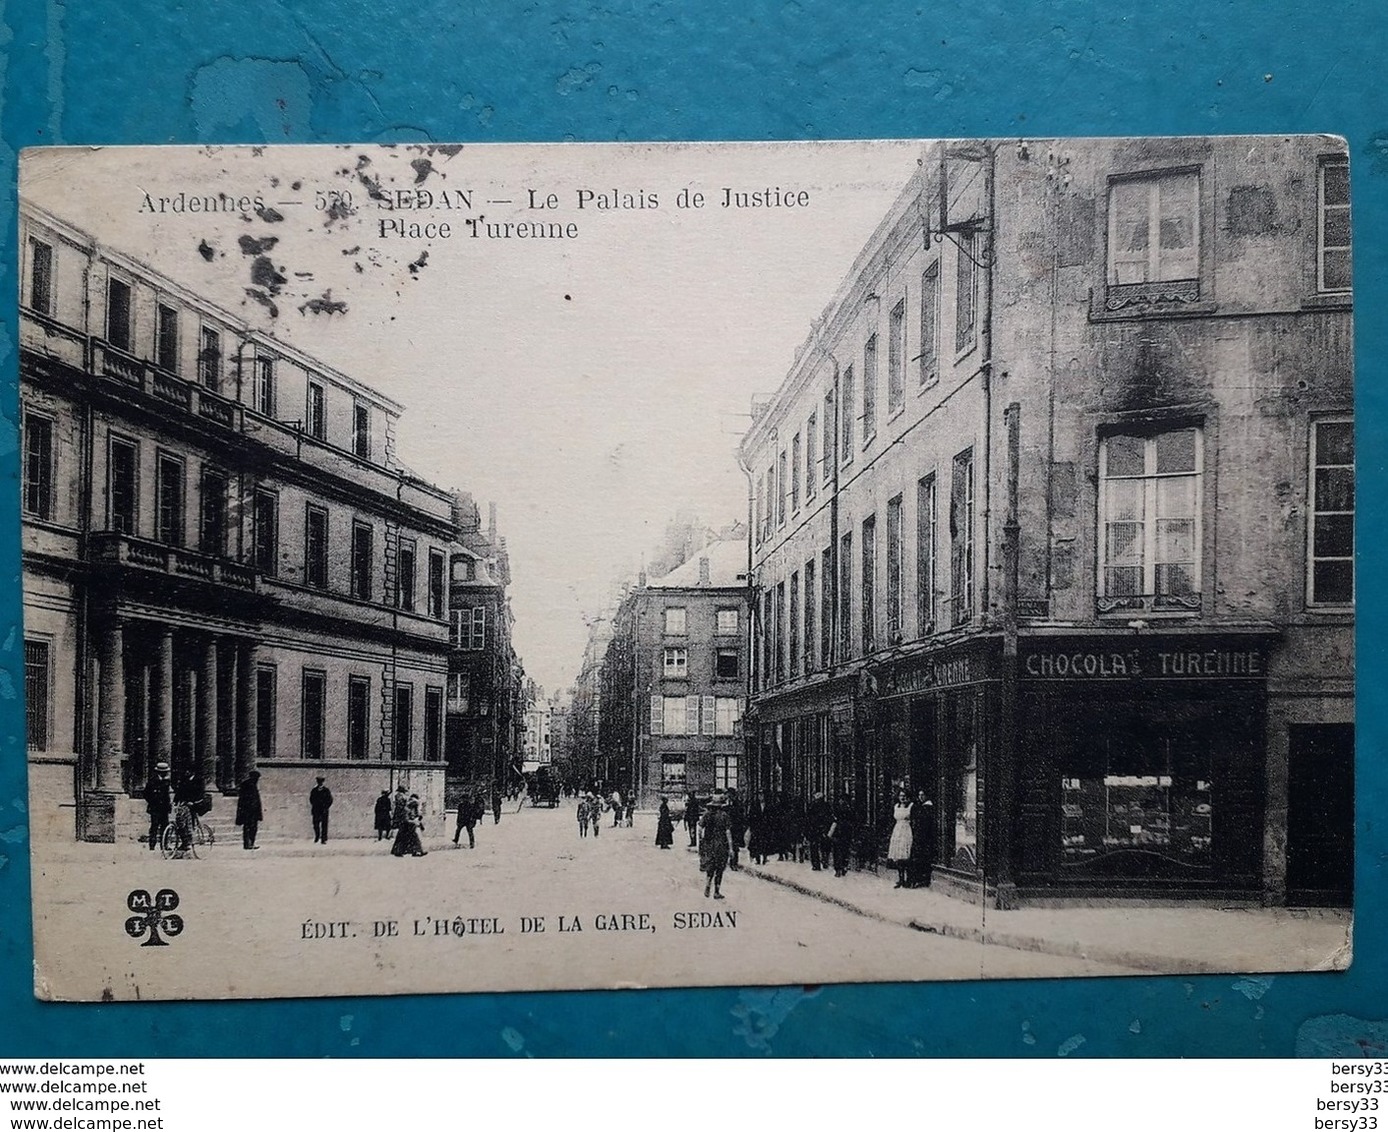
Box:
(650, 694, 663, 735)
(701, 695, 716, 736)
(686, 695, 700, 736)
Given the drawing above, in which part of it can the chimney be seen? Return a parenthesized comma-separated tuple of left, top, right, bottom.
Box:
(488, 502, 498, 542)
(698, 557, 711, 586)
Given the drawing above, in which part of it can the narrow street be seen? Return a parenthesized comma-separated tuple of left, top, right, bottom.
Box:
(32, 801, 1137, 1001)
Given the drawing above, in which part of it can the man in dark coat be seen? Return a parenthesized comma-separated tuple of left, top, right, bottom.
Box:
(727, 788, 747, 870)
(829, 795, 855, 877)
(310, 776, 334, 843)
(374, 789, 393, 839)
(453, 792, 478, 848)
(491, 788, 502, 825)
(805, 792, 832, 871)
(235, 771, 263, 850)
(172, 766, 205, 851)
(144, 761, 172, 852)
(698, 794, 733, 899)
(684, 792, 701, 848)
(909, 790, 936, 887)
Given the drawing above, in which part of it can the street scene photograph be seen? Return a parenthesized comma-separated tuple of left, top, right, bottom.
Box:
(18, 138, 1354, 1001)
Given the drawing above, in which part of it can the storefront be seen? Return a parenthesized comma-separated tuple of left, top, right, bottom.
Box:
(874, 639, 1001, 890)
(1012, 633, 1273, 898)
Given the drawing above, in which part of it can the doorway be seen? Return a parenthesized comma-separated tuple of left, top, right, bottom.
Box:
(1286, 723, 1354, 907)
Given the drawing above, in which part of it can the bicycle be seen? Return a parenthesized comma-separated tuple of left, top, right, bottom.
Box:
(161, 801, 215, 859)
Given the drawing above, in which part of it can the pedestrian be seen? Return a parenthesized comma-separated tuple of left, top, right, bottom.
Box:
(591, 792, 602, 839)
(655, 797, 675, 849)
(173, 766, 205, 851)
(698, 793, 733, 899)
(143, 761, 172, 852)
(684, 792, 701, 848)
(909, 790, 936, 888)
(887, 787, 914, 888)
(624, 797, 635, 828)
(577, 794, 590, 838)
(491, 788, 502, 825)
(747, 797, 767, 865)
(374, 789, 393, 840)
(727, 788, 746, 870)
(453, 792, 477, 848)
(829, 795, 855, 877)
(610, 789, 623, 828)
(805, 791, 832, 871)
(310, 776, 333, 844)
(235, 771, 263, 851)
(392, 791, 427, 857)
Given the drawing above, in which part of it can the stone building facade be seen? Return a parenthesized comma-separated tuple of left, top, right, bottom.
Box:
(740, 137, 1353, 906)
(21, 203, 459, 842)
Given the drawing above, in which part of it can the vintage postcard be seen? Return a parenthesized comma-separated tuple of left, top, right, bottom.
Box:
(19, 138, 1354, 1001)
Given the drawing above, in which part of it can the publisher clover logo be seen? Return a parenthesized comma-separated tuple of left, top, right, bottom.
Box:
(124, 888, 184, 947)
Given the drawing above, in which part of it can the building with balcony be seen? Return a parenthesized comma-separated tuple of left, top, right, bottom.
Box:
(739, 137, 1353, 907)
(21, 203, 460, 842)
(598, 537, 749, 805)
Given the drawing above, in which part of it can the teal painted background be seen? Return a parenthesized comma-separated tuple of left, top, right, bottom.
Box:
(1, 0, 1384, 1057)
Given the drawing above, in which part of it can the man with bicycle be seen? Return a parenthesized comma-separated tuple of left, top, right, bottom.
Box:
(172, 767, 206, 852)
(144, 761, 172, 852)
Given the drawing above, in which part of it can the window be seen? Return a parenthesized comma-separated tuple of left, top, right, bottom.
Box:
(156, 454, 185, 546)
(663, 647, 689, 677)
(789, 571, 800, 676)
(886, 496, 903, 642)
(306, 382, 326, 440)
(840, 365, 855, 462)
(950, 450, 975, 625)
(253, 488, 278, 575)
(1107, 170, 1199, 285)
(353, 403, 371, 459)
(839, 531, 853, 659)
(861, 515, 877, 654)
(715, 754, 739, 790)
(716, 607, 739, 635)
(774, 581, 786, 683)
(754, 473, 765, 547)
(758, 594, 769, 693)
(763, 465, 774, 541)
(806, 413, 817, 501)
(662, 758, 687, 790)
(1309, 418, 1354, 606)
(255, 666, 277, 762)
(823, 392, 835, 482)
(424, 687, 443, 762)
(956, 231, 980, 352)
(803, 558, 817, 674)
(715, 648, 740, 679)
(109, 437, 137, 535)
(397, 538, 416, 611)
(716, 699, 741, 736)
(305, 505, 328, 588)
(701, 694, 716, 736)
(24, 639, 49, 751)
(1319, 158, 1351, 293)
(778, 449, 788, 526)
(660, 695, 690, 736)
(156, 303, 179, 372)
(351, 521, 375, 600)
(393, 683, 413, 761)
(888, 301, 906, 413)
(198, 326, 221, 391)
(347, 677, 370, 759)
(254, 357, 275, 416)
(452, 606, 487, 650)
(1098, 428, 1202, 612)
(28, 238, 53, 315)
(791, 433, 802, 513)
(821, 546, 834, 667)
(447, 672, 470, 713)
(428, 549, 446, 618)
(664, 607, 687, 635)
(920, 261, 940, 386)
(862, 335, 878, 443)
(301, 670, 326, 760)
(106, 278, 132, 351)
(200, 468, 228, 555)
(23, 415, 54, 521)
(917, 474, 937, 635)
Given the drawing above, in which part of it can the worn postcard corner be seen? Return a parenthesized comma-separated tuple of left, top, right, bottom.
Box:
(19, 138, 1354, 1001)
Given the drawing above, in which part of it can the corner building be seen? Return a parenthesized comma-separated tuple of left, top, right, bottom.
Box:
(740, 137, 1353, 906)
(21, 204, 457, 842)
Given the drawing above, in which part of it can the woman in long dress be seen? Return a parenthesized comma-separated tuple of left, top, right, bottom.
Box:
(698, 795, 732, 899)
(391, 792, 427, 857)
(655, 798, 675, 849)
(887, 788, 914, 888)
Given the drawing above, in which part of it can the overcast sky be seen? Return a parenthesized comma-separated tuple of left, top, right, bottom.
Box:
(22, 142, 922, 693)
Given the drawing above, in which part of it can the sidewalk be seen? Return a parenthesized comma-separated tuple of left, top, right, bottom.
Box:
(737, 856, 1352, 975)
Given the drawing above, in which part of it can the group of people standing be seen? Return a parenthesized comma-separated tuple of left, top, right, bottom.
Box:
(575, 790, 634, 837)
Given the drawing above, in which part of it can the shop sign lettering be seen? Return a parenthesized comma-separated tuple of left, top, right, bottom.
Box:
(880, 653, 985, 697)
(1022, 646, 1263, 680)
